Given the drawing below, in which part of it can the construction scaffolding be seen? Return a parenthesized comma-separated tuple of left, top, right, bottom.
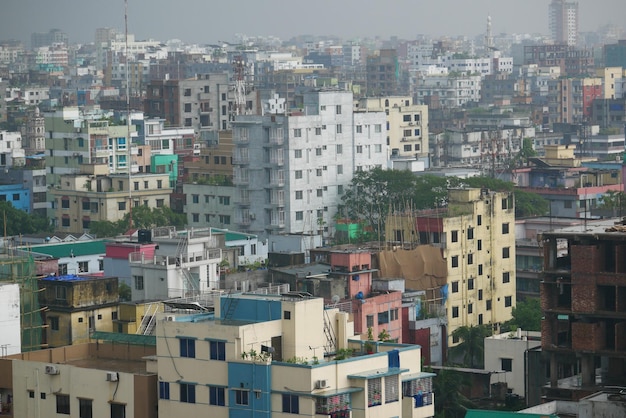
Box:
(0, 250, 44, 352)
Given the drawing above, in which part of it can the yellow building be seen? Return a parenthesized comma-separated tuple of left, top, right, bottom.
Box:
(597, 66, 625, 99)
(0, 341, 157, 418)
(356, 96, 429, 165)
(386, 188, 516, 347)
(157, 289, 435, 418)
(39, 275, 119, 348)
(115, 300, 164, 334)
(50, 163, 173, 234)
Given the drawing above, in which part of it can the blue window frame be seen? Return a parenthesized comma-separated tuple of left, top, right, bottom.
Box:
(282, 394, 299, 414)
(180, 383, 195, 404)
(180, 338, 195, 358)
(159, 382, 170, 399)
(234, 389, 249, 405)
(209, 340, 226, 361)
(209, 386, 225, 406)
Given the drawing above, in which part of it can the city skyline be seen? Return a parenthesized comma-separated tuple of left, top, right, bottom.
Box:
(1, 0, 625, 46)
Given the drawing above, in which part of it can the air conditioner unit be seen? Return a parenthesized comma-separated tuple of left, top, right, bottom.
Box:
(164, 315, 175, 322)
(106, 371, 118, 382)
(315, 379, 327, 389)
(45, 365, 60, 375)
(409, 122, 414, 126)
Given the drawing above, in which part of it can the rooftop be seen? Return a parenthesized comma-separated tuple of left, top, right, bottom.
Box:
(41, 274, 114, 282)
(25, 240, 108, 258)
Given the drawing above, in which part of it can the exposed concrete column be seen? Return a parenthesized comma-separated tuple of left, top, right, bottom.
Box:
(580, 354, 595, 387)
(550, 352, 558, 387)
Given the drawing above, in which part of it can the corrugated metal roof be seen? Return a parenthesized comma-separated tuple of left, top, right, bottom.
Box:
(26, 240, 108, 258)
(465, 410, 559, 418)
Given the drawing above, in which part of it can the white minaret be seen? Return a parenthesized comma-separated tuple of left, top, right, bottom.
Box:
(485, 14, 494, 51)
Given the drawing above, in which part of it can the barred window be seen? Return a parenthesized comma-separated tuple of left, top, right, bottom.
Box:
(367, 378, 382, 407)
(315, 394, 350, 414)
(385, 376, 399, 403)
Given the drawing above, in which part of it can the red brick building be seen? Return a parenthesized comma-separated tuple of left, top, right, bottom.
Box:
(542, 221, 626, 401)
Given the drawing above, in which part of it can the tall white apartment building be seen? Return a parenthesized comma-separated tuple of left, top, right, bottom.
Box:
(232, 90, 387, 239)
(412, 75, 482, 108)
(549, 0, 578, 46)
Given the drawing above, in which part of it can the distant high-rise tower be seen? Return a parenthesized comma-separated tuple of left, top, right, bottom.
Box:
(549, 0, 578, 46)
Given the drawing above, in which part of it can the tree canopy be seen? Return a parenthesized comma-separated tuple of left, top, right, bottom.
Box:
(502, 298, 542, 332)
(448, 324, 492, 369)
(339, 170, 548, 241)
(0, 201, 52, 236)
(89, 205, 186, 238)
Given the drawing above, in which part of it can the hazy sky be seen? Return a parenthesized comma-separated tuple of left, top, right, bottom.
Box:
(2, 0, 625, 46)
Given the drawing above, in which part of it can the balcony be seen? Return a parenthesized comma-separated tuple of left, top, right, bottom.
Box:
(233, 151, 250, 165)
(269, 191, 285, 207)
(93, 146, 110, 158)
(268, 134, 284, 146)
(268, 170, 285, 187)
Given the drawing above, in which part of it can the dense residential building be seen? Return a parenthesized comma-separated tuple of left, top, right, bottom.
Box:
(604, 40, 626, 68)
(31, 29, 68, 48)
(549, 0, 579, 46)
(542, 220, 626, 401)
(157, 289, 435, 418)
(546, 77, 602, 125)
(50, 166, 173, 234)
(387, 188, 516, 346)
(412, 74, 482, 108)
(184, 183, 235, 229)
(356, 96, 429, 168)
(231, 90, 387, 239)
(523, 45, 594, 77)
(39, 274, 118, 347)
(0, 341, 157, 418)
(366, 49, 399, 96)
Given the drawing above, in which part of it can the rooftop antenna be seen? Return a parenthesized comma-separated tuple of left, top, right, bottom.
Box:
(125, 0, 133, 234)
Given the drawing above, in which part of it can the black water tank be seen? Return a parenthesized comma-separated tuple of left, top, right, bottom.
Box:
(138, 229, 152, 243)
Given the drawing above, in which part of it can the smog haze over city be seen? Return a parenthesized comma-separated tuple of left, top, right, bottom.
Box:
(1, 0, 626, 44)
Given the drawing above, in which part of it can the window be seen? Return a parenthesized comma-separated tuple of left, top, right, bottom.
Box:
(134, 275, 144, 290)
(337, 165, 343, 174)
(295, 170, 302, 179)
(375, 144, 382, 153)
(192, 194, 199, 204)
(284, 310, 291, 320)
(468, 278, 474, 290)
(451, 256, 459, 268)
(293, 128, 302, 137)
(378, 311, 389, 324)
(403, 114, 411, 122)
(338, 185, 344, 195)
(467, 227, 474, 239)
(336, 124, 342, 134)
(503, 272, 510, 283)
(315, 127, 321, 135)
(56, 285, 67, 300)
(336, 144, 343, 154)
(294, 149, 302, 158)
(118, 201, 126, 211)
(209, 386, 225, 406)
(477, 240, 482, 251)
(210, 340, 226, 361)
(501, 358, 513, 372)
(468, 253, 474, 265)
(502, 223, 509, 234)
(317, 189, 323, 197)
(366, 314, 374, 327)
(335, 105, 342, 114)
(295, 211, 303, 221)
(451, 230, 458, 242)
(403, 144, 412, 152)
(192, 213, 199, 222)
(78, 261, 89, 273)
(179, 338, 196, 358)
(295, 191, 303, 200)
(61, 198, 70, 209)
(404, 129, 412, 137)
(61, 217, 70, 227)
(159, 382, 170, 399)
(218, 196, 230, 205)
(486, 300, 492, 311)
(452, 306, 459, 318)
(56, 394, 70, 414)
(477, 215, 482, 225)
(478, 289, 483, 300)
(505, 296, 512, 307)
(316, 169, 322, 177)
(368, 378, 382, 407)
(374, 124, 381, 133)
(451, 281, 459, 293)
(385, 376, 399, 403)
(282, 394, 300, 413)
(156, 199, 164, 208)
(184, 103, 192, 112)
(157, 180, 163, 189)
(468, 303, 473, 314)
(234, 389, 249, 405)
(564, 200, 572, 209)
(180, 383, 196, 404)
(502, 197, 509, 209)
(77, 398, 92, 418)
(50, 316, 59, 331)
(502, 247, 510, 259)
(478, 314, 483, 325)
(478, 264, 483, 276)
(356, 125, 363, 133)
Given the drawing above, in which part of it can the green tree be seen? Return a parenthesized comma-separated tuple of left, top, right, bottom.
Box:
(432, 369, 475, 418)
(0, 201, 52, 235)
(448, 325, 492, 369)
(502, 298, 542, 332)
(118, 282, 132, 302)
(89, 220, 125, 238)
(514, 189, 549, 217)
(599, 190, 626, 211)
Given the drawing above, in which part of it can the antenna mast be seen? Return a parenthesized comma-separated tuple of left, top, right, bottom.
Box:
(125, 0, 133, 233)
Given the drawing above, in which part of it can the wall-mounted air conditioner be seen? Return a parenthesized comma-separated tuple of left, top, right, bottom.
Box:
(315, 379, 327, 389)
(106, 371, 118, 382)
(45, 365, 60, 375)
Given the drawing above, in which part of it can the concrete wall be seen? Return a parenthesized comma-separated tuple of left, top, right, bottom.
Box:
(0, 283, 21, 355)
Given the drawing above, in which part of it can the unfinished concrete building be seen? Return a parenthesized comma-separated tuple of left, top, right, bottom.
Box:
(541, 220, 626, 401)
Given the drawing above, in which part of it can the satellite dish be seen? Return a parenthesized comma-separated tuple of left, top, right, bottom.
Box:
(331, 295, 340, 304)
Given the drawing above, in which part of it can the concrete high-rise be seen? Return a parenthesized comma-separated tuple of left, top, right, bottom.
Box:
(549, 0, 578, 46)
